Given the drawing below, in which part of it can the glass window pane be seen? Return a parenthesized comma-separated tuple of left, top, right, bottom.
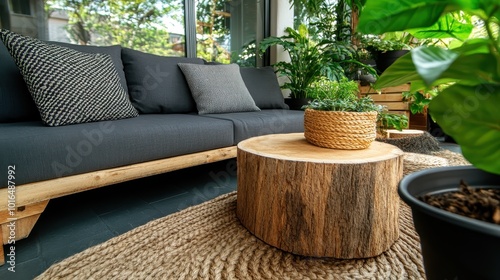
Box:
(45, 0, 185, 56)
(10, 0, 31, 15)
(195, 0, 264, 66)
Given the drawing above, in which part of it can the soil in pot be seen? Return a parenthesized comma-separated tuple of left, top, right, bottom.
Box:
(399, 166, 500, 280)
(420, 180, 500, 225)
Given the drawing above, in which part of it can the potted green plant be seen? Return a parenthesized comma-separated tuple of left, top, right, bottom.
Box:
(259, 24, 371, 109)
(302, 78, 407, 149)
(402, 86, 456, 140)
(360, 32, 413, 74)
(358, 1, 500, 279)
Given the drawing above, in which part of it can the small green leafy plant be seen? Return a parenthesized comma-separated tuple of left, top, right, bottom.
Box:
(305, 77, 360, 100)
(378, 111, 409, 131)
(302, 78, 408, 131)
(402, 86, 443, 114)
(302, 96, 381, 112)
(361, 34, 411, 53)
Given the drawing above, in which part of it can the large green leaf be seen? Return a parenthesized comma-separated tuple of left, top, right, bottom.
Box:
(373, 52, 421, 89)
(409, 13, 473, 41)
(452, 38, 491, 54)
(474, 1, 500, 21)
(429, 84, 500, 174)
(443, 53, 500, 84)
(411, 46, 459, 86)
(357, 0, 451, 34)
(409, 80, 427, 92)
(375, 46, 498, 89)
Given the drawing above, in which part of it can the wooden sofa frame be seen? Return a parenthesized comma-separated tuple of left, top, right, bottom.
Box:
(0, 146, 237, 265)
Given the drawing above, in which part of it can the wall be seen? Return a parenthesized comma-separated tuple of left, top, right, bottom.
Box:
(269, 0, 293, 65)
(47, 10, 70, 43)
(270, 0, 293, 97)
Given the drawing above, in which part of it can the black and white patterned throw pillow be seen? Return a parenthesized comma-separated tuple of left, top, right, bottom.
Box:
(0, 29, 138, 126)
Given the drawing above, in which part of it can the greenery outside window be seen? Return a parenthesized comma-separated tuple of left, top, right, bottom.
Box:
(38, 0, 266, 65)
(45, 0, 185, 56)
(196, 0, 264, 66)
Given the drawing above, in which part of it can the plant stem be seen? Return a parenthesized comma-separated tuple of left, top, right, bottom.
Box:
(484, 6, 500, 79)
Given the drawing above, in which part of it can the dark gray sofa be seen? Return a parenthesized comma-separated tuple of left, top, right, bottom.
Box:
(0, 38, 304, 264)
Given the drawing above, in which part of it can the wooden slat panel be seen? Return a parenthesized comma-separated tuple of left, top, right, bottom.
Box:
(362, 93, 404, 102)
(410, 112, 428, 131)
(359, 84, 410, 94)
(378, 102, 409, 110)
(409, 124, 427, 131)
(387, 110, 410, 118)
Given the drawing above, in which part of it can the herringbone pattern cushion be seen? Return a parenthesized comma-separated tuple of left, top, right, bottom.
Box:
(0, 29, 138, 126)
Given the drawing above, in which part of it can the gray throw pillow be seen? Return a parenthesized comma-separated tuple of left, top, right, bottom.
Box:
(178, 63, 260, 114)
(0, 29, 138, 126)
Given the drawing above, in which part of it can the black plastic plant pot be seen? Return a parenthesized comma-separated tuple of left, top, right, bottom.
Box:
(398, 166, 500, 280)
(284, 98, 311, 110)
(374, 50, 409, 74)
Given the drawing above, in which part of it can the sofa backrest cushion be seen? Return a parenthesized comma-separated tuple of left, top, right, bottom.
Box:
(0, 29, 138, 126)
(239, 66, 289, 109)
(0, 38, 40, 123)
(204, 61, 288, 110)
(121, 48, 204, 113)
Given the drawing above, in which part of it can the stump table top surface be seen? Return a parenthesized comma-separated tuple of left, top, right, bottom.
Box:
(238, 133, 403, 164)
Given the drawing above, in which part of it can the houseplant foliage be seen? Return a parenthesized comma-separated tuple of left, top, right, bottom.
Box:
(360, 33, 411, 53)
(357, 0, 500, 175)
(359, 1, 500, 279)
(259, 24, 364, 99)
(302, 79, 384, 149)
(305, 78, 408, 132)
(289, 0, 377, 82)
(290, 0, 365, 42)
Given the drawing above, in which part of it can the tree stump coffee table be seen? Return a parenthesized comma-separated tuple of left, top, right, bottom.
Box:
(236, 133, 404, 259)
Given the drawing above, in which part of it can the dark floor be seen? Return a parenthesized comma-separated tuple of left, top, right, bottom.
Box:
(0, 141, 462, 280)
(0, 159, 238, 280)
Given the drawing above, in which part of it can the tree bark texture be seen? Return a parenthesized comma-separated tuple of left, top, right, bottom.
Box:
(236, 133, 404, 259)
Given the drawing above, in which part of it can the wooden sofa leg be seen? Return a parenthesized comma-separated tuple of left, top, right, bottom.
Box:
(0, 200, 49, 266)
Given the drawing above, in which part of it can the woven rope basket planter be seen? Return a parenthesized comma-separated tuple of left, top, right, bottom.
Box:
(304, 109, 378, 149)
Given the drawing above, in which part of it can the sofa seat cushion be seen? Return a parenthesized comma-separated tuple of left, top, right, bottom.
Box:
(121, 48, 205, 114)
(202, 109, 305, 144)
(0, 115, 234, 186)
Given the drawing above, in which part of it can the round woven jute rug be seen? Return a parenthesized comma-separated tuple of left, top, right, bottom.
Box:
(36, 148, 470, 279)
